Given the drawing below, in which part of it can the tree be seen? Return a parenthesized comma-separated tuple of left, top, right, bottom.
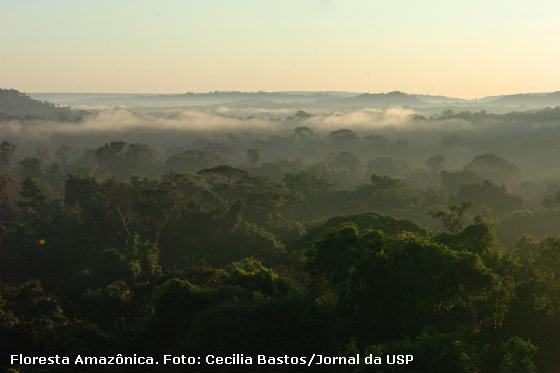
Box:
(364, 135, 388, 147)
(54, 145, 72, 167)
(328, 129, 358, 144)
(98, 234, 162, 283)
(292, 110, 311, 121)
(94, 141, 158, 178)
(164, 149, 224, 173)
(351, 174, 420, 212)
(293, 126, 314, 140)
(367, 157, 410, 177)
(0, 174, 19, 217)
(246, 148, 262, 167)
(543, 191, 560, 209)
(440, 169, 482, 193)
(198, 166, 286, 222)
(0, 141, 16, 170)
(429, 202, 472, 233)
(284, 170, 333, 200)
(365, 331, 479, 373)
(499, 336, 538, 373)
(454, 180, 524, 213)
(95, 141, 127, 174)
(426, 154, 446, 172)
(463, 154, 520, 184)
(19, 157, 43, 179)
(306, 223, 506, 347)
(327, 151, 361, 174)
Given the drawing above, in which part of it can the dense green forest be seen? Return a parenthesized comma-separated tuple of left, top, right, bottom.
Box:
(3, 91, 560, 372)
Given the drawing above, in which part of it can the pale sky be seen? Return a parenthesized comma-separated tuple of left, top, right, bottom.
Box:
(1, 0, 559, 98)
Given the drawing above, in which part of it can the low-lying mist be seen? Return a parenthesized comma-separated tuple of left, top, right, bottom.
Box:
(0, 106, 468, 137)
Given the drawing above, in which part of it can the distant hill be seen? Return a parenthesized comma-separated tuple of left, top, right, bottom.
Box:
(483, 92, 560, 107)
(0, 89, 86, 121)
(31, 90, 448, 109)
(30, 91, 344, 108)
(337, 91, 429, 107)
(27, 89, 560, 110)
(415, 94, 467, 104)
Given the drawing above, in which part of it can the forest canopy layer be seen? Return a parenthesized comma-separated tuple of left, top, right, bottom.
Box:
(2, 89, 560, 372)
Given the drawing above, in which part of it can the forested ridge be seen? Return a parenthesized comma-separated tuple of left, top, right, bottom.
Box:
(0, 90, 86, 122)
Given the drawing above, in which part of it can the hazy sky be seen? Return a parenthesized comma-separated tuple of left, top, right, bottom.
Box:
(1, 0, 559, 98)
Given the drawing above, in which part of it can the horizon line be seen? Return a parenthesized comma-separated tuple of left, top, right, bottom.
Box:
(20, 89, 560, 101)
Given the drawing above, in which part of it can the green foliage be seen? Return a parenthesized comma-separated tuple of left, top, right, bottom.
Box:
(352, 174, 421, 211)
(367, 157, 410, 178)
(246, 148, 262, 167)
(463, 154, 520, 185)
(164, 149, 224, 173)
(364, 331, 479, 373)
(0, 141, 16, 170)
(426, 154, 446, 172)
(223, 258, 290, 298)
(429, 202, 472, 233)
(292, 212, 427, 252)
(19, 158, 43, 179)
(499, 336, 537, 373)
(0, 132, 557, 372)
(454, 180, 524, 213)
(0, 89, 84, 121)
(328, 128, 358, 144)
(305, 221, 513, 369)
(95, 141, 159, 178)
(440, 169, 482, 193)
(434, 223, 498, 255)
(284, 170, 333, 200)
